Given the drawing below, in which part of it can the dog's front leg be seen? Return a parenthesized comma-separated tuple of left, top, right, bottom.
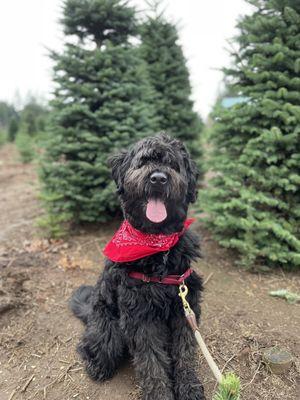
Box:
(130, 322, 175, 400)
(171, 315, 206, 400)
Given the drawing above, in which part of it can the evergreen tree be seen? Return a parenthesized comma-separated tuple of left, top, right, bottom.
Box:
(20, 100, 48, 136)
(140, 11, 203, 164)
(0, 101, 17, 131)
(8, 118, 19, 142)
(202, 0, 300, 269)
(40, 0, 157, 233)
(15, 130, 35, 163)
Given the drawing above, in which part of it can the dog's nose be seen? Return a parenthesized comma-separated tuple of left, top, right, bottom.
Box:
(150, 171, 168, 185)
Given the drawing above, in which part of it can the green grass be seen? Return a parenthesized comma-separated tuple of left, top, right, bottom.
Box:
(213, 373, 241, 400)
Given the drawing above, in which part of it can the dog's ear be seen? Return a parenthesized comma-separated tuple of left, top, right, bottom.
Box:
(108, 150, 128, 192)
(183, 151, 199, 204)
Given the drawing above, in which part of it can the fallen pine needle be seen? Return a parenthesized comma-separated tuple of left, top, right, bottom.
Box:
(203, 272, 214, 286)
(21, 374, 35, 392)
(8, 389, 17, 400)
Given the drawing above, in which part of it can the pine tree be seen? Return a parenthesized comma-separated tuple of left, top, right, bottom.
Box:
(0, 101, 17, 131)
(40, 0, 157, 234)
(140, 11, 203, 164)
(202, 0, 300, 269)
(20, 100, 48, 136)
(15, 130, 35, 163)
(8, 118, 19, 142)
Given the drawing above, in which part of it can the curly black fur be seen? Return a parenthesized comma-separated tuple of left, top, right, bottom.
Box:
(70, 134, 205, 400)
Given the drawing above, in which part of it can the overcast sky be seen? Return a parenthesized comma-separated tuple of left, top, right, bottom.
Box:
(0, 0, 252, 119)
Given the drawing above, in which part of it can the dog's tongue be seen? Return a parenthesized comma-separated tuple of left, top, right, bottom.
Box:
(146, 199, 167, 223)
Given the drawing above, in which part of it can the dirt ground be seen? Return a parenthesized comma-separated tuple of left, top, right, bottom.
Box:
(0, 143, 299, 400)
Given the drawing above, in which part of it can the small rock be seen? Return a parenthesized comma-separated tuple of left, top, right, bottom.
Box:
(0, 296, 17, 314)
(0, 248, 8, 257)
(0, 257, 9, 268)
(22, 280, 35, 291)
(263, 347, 293, 374)
(252, 265, 272, 274)
(237, 346, 251, 361)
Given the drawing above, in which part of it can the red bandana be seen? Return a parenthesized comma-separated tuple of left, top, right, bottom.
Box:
(103, 219, 194, 263)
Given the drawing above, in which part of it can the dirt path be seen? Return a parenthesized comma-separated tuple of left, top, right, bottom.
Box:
(0, 144, 299, 400)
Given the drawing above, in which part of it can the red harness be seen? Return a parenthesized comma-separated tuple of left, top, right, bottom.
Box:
(128, 267, 193, 285)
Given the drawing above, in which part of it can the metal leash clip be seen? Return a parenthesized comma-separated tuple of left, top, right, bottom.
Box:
(178, 283, 192, 314)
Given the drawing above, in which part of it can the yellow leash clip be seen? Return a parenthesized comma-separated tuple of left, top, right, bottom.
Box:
(178, 283, 192, 315)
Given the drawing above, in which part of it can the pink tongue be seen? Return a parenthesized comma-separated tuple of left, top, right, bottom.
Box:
(146, 199, 167, 223)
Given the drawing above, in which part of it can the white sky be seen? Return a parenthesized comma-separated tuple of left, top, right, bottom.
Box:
(0, 0, 252, 119)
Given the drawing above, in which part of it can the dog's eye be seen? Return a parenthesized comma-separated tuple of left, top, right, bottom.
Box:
(170, 161, 180, 172)
(134, 157, 147, 169)
(162, 153, 180, 172)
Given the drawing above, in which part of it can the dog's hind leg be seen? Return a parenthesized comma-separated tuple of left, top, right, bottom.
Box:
(69, 285, 94, 324)
(129, 322, 175, 400)
(170, 314, 206, 400)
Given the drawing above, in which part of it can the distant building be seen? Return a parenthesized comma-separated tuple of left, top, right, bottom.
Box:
(221, 96, 249, 108)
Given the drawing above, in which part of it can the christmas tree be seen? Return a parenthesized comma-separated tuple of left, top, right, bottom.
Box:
(40, 0, 157, 235)
(202, 0, 300, 268)
(140, 10, 203, 164)
(8, 118, 19, 142)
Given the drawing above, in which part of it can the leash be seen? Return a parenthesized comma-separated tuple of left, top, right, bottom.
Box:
(178, 283, 223, 383)
(179, 284, 241, 399)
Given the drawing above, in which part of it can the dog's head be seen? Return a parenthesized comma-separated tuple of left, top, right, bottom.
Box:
(109, 134, 199, 233)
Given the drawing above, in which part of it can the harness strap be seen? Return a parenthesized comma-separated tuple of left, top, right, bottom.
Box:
(128, 268, 193, 285)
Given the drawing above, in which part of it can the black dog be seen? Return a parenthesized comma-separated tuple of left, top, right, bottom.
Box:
(70, 134, 205, 400)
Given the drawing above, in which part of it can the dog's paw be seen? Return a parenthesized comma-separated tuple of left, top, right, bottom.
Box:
(175, 383, 206, 400)
(143, 386, 175, 400)
(85, 360, 115, 382)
